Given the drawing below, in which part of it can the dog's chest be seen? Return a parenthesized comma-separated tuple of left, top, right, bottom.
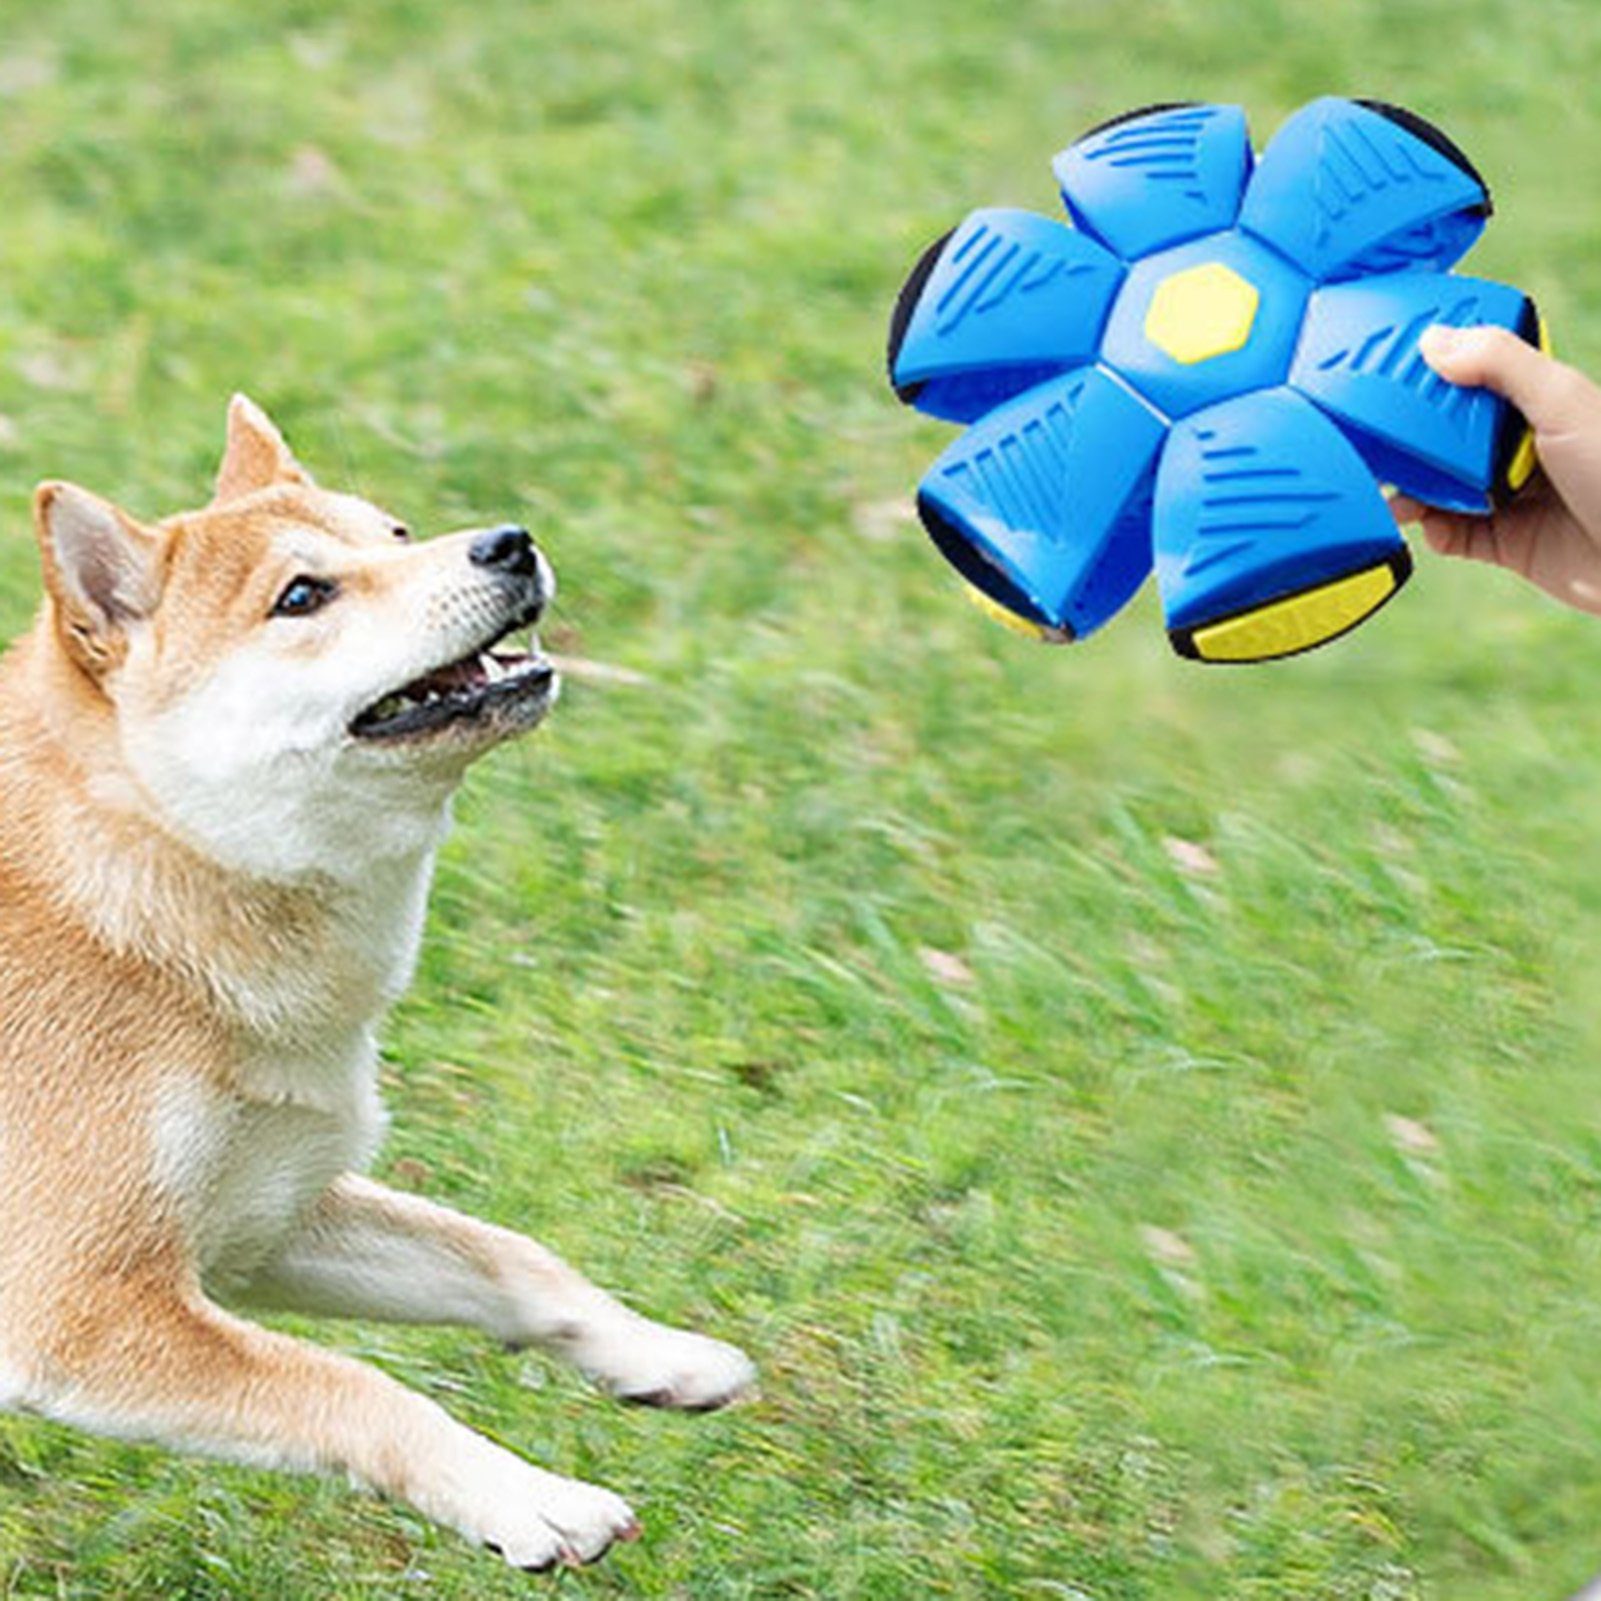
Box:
(154, 859, 433, 1292)
(154, 1029, 388, 1293)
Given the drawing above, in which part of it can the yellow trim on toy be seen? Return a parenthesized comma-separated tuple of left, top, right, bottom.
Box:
(1504, 313, 1552, 493)
(1144, 262, 1261, 366)
(1187, 561, 1399, 662)
(965, 583, 1048, 639)
(964, 583, 1074, 643)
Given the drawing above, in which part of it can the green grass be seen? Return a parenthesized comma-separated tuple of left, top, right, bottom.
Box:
(4, 0, 1601, 1594)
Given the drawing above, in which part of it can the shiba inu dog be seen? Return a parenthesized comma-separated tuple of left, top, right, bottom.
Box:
(0, 396, 755, 1570)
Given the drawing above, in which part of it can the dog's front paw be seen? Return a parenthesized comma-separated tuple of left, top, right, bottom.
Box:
(449, 1448, 639, 1570)
(486, 1470, 639, 1570)
(581, 1316, 757, 1412)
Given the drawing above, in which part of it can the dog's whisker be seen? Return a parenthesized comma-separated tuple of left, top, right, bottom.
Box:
(545, 654, 652, 688)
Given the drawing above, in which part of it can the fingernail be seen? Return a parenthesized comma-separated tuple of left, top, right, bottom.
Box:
(1419, 325, 1461, 360)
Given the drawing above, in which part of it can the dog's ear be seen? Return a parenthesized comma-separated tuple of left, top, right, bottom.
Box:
(34, 481, 163, 673)
(212, 392, 314, 504)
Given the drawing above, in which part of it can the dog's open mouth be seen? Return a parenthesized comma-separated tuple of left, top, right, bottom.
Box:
(350, 617, 555, 742)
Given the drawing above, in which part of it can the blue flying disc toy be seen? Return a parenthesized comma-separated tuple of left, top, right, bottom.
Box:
(887, 97, 1545, 662)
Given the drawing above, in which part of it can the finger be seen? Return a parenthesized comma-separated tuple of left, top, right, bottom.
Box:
(1387, 492, 1426, 526)
(1419, 324, 1594, 435)
(1389, 494, 1487, 561)
(1390, 494, 1481, 558)
(1419, 514, 1474, 557)
(1420, 510, 1521, 569)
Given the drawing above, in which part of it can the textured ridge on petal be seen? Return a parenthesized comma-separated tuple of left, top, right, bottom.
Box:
(1289, 270, 1535, 512)
(1239, 97, 1488, 282)
(889, 209, 1124, 423)
(1053, 103, 1253, 260)
(1154, 387, 1405, 633)
(917, 367, 1164, 636)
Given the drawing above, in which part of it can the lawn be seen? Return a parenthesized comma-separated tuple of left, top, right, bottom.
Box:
(3, 0, 1601, 1595)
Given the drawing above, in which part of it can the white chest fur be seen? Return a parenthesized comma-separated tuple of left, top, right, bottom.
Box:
(151, 1052, 387, 1295)
(149, 849, 436, 1295)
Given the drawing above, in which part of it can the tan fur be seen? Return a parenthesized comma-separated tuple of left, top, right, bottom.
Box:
(0, 398, 753, 1569)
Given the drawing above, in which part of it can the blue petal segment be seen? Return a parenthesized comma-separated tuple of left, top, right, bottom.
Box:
(1052, 103, 1253, 260)
(917, 367, 1164, 636)
(889, 209, 1124, 424)
(1289, 271, 1533, 513)
(1239, 97, 1488, 283)
(1154, 386, 1404, 631)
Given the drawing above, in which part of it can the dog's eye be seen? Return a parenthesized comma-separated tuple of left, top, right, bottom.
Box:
(391, 524, 411, 543)
(271, 576, 338, 618)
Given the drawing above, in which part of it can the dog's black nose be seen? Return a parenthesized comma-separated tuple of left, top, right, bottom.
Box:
(470, 525, 538, 578)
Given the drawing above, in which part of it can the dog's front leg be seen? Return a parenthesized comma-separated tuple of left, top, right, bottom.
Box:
(17, 1282, 638, 1568)
(240, 1174, 755, 1411)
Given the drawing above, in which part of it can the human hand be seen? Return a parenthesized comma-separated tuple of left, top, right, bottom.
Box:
(1390, 324, 1601, 616)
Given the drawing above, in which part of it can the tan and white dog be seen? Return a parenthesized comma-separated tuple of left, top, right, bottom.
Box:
(0, 396, 754, 1570)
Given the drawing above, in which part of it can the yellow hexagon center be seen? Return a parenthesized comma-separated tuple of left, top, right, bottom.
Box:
(1144, 262, 1260, 366)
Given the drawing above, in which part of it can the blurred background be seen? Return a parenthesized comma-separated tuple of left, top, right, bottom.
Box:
(2, 0, 1601, 1595)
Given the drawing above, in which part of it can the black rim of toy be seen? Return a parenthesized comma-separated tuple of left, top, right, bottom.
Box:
(1491, 294, 1543, 503)
(1353, 99, 1493, 215)
(1167, 545, 1414, 664)
(916, 491, 1071, 638)
(887, 227, 956, 405)
(1072, 101, 1205, 146)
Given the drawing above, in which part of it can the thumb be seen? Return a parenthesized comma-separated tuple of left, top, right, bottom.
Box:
(1420, 323, 1591, 435)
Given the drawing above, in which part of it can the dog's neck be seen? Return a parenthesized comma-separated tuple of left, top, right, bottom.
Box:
(0, 628, 441, 1054)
